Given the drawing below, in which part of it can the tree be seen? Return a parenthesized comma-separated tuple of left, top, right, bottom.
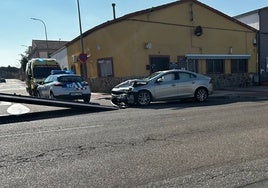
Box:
(20, 54, 28, 72)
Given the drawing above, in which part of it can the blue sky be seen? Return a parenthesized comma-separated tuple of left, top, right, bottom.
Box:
(0, 0, 267, 68)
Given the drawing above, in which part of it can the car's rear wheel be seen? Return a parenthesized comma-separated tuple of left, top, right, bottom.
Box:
(195, 88, 208, 102)
(137, 91, 151, 106)
(83, 97, 90, 103)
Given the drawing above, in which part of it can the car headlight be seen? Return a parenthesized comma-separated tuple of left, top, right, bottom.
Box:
(121, 87, 133, 93)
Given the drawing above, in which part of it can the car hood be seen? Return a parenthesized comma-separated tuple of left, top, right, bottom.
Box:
(114, 79, 148, 89)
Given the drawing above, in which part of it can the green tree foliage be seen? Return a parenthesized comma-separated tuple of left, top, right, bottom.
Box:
(20, 55, 28, 72)
(0, 66, 20, 79)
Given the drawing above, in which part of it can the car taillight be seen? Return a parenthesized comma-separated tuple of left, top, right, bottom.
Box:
(82, 81, 88, 86)
(53, 82, 65, 86)
(209, 79, 213, 84)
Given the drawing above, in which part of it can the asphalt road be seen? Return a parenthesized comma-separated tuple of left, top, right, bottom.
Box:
(0, 79, 268, 187)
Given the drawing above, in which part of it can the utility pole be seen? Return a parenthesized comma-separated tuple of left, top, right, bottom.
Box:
(76, 0, 87, 80)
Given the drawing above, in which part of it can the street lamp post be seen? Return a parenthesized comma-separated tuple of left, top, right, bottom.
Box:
(77, 0, 84, 54)
(76, 0, 87, 80)
(30, 17, 49, 58)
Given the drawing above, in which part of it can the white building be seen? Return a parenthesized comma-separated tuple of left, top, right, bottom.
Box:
(235, 7, 268, 84)
(50, 46, 68, 70)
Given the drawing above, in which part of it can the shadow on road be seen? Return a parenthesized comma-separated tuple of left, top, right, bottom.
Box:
(129, 97, 268, 110)
(0, 108, 98, 125)
(1, 98, 267, 125)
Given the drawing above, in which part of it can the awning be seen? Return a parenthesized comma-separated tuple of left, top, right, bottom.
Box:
(185, 54, 251, 60)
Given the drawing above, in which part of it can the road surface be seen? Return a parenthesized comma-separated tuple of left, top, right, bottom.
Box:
(0, 79, 268, 187)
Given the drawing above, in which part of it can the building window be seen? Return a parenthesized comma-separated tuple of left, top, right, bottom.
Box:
(206, 59, 224, 74)
(231, 59, 248, 73)
(149, 56, 170, 73)
(178, 56, 198, 72)
(97, 58, 114, 77)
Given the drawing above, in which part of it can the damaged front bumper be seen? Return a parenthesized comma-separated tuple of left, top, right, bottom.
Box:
(111, 92, 137, 106)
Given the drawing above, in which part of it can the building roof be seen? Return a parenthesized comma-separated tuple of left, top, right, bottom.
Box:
(234, 10, 259, 19)
(28, 40, 69, 59)
(32, 40, 68, 50)
(67, 0, 257, 47)
(234, 6, 268, 19)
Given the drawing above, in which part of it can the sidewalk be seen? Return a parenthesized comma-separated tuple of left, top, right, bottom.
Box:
(91, 92, 111, 100)
(91, 92, 112, 106)
(90, 85, 268, 105)
(212, 85, 268, 100)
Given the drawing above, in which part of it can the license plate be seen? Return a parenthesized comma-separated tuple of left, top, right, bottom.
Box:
(70, 92, 82, 96)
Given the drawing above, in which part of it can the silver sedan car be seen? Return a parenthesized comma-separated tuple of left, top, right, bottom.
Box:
(111, 69, 213, 106)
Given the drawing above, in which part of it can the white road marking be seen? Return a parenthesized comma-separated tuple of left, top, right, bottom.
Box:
(0, 124, 104, 138)
(7, 103, 30, 115)
(0, 101, 12, 105)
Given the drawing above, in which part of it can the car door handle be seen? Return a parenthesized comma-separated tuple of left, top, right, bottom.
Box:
(192, 81, 195, 84)
(171, 84, 176, 87)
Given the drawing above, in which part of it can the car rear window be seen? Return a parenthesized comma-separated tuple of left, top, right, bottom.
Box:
(58, 76, 82, 82)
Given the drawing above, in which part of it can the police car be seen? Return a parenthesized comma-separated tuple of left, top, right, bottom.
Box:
(37, 70, 91, 102)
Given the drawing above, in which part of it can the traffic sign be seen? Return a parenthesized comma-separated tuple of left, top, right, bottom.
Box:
(78, 53, 88, 62)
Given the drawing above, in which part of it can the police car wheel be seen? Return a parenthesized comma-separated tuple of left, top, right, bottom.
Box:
(83, 97, 90, 103)
(49, 92, 55, 100)
(37, 91, 41, 98)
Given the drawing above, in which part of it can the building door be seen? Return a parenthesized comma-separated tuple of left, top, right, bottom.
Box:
(150, 56, 169, 73)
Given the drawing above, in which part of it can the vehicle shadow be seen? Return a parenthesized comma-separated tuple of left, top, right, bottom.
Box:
(0, 108, 101, 125)
(129, 97, 268, 110)
(1, 98, 266, 124)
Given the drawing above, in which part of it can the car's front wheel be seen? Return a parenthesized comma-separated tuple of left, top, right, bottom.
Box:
(37, 91, 41, 98)
(195, 87, 208, 102)
(49, 91, 56, 100)
(137, 91, 151, 106)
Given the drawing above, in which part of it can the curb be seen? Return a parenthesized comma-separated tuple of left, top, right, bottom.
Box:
(210, 95, 257, 100)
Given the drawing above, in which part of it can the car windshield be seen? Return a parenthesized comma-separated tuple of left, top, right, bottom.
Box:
(143, 71, 162, 81)
(58, 76, 82, 82)
(33, 66, 61, 79)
